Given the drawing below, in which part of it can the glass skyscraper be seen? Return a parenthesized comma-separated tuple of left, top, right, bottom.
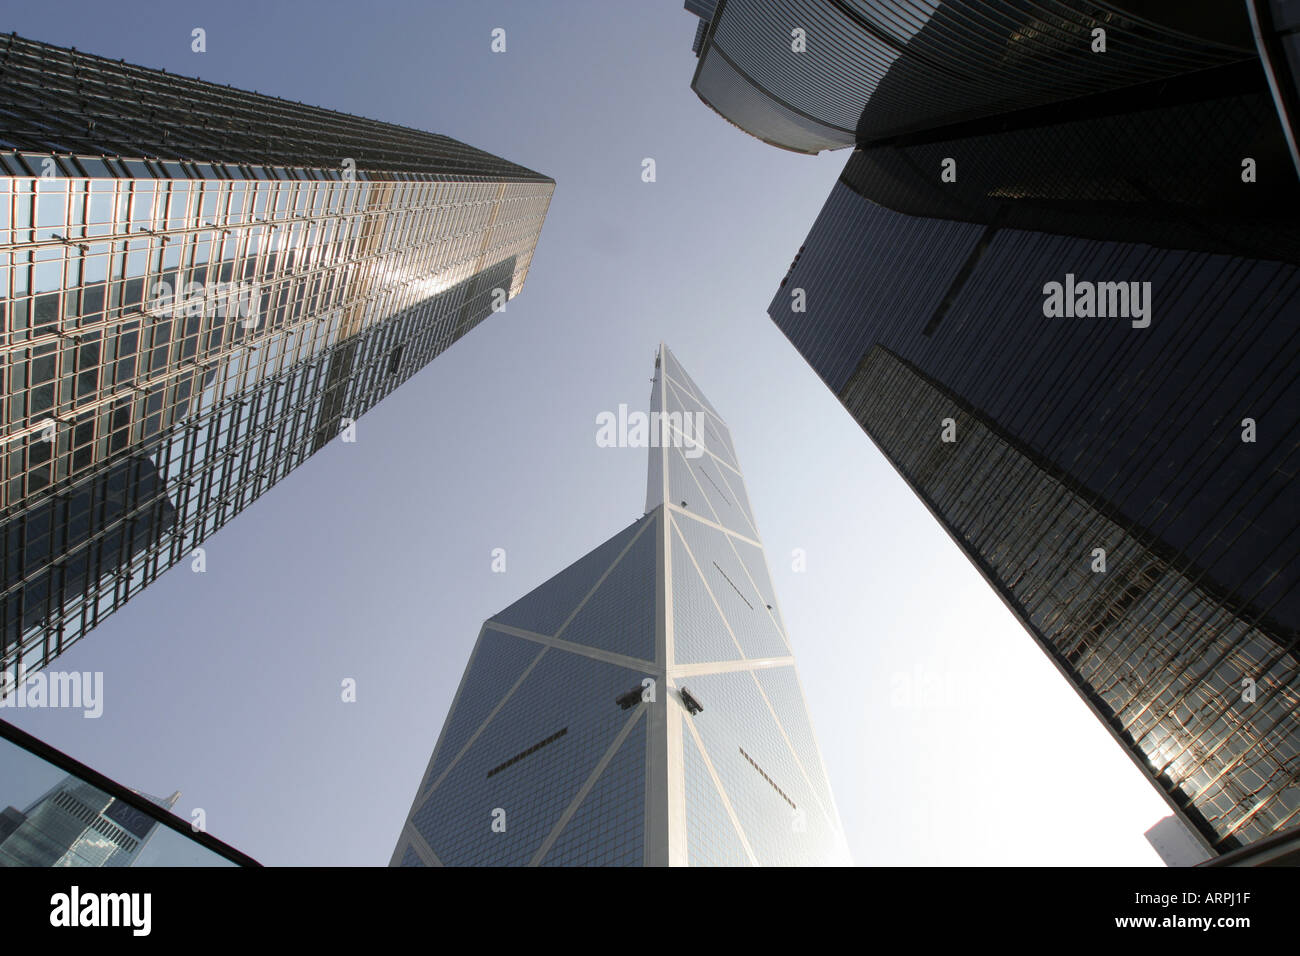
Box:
(685, 1, 1300, 256)
(682, 2, 1300, 858)
(390, 346, 850, 866)
(0, 776, 178, 867)
(0, 35, 553, 679)
(686, 1, 1298, 166)
(0, 717, 255, 866)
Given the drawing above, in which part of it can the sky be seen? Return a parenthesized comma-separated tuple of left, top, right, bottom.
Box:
(2, 0, 1172, 866)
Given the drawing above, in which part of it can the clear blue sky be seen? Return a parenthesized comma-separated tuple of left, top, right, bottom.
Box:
(4, 0, 1170, 865)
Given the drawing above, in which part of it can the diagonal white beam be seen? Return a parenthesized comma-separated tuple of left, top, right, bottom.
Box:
(747, 669, 836, 826)
(723, 534, 791, 654)
(487, 621, 656, 672)
(391, 824, 443, 867)
(420, 646, 549, 801)
(554, 516, 657, 640)
(662, 378, 743, 477)
(669, 515, 749, 662)
(682, 715, 759, 866)
(529, 705, 647, 865)
(668, 500, 762, 550)
(669, 655, 793, 678)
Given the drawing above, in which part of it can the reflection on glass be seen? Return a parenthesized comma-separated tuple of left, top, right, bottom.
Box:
(0, 723, 248, 866)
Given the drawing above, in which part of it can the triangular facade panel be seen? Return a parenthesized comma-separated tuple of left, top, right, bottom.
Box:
(662, 376, 743, 482)
(396, 845, 425, 867)
(540, 714, 648, 866)
(424, 627, 546, 785)
(753, 665, 839, 819)
(557, 516, 658, 662)
(728, 533, 788, 642)
(673, 513, 789, 660)
(490, 520, 645, 637)
(681, 450, 743, 532)
(666, 443, 712, 520)
(411, 647, 650, 866)
(682, 726, 753, 866)
(707, 452, 756, 528)
(663, 346, 723, 422)
(685, 669, 848, 866)
(669, 522, 746, 665)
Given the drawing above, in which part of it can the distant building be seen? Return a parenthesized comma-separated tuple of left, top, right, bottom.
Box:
(391, 346, 851, 865)
(0, 778, 177, 867)
(0, 717, 254, 865)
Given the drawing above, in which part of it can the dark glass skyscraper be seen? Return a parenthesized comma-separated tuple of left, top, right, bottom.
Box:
(684, 2, 1300, 857)
(687, 1, 1297, 161)
(0, 35, 553, 679)
(686, 2, 1300, 255)
(391, 346, 850, 866)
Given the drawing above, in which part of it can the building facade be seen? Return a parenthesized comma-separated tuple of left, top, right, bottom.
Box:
(391, 346, 850, 866)
(679, 3, 1300, 857)
(0, 717, 254, 866)
(0, 35, 553, 678)
(685, 1, 1290, 155)
(0, 776, 178, 867)
(686, 1, 1300, 256)
(762, 69, 1297, 863)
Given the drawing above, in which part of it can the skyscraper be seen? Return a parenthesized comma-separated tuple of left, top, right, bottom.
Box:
(680, 3, 1299, 857)
(0, 776, 178, 867)
(685, 1, 1300, 258)
(390, 346, 850, 866)
(0, 716, 255, 866)
(685, 2, 1297, 161)
(0, 35, 554, 679)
